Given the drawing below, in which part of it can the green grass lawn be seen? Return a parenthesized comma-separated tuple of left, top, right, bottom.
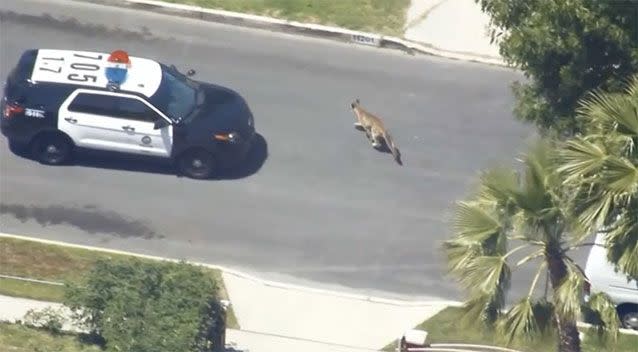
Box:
(0, 322, 101, 352)
(0, 277, 66, 302)
(161, 0, 411, 36)
(383, 307, 638, 352)
(0, 237, 238, 329)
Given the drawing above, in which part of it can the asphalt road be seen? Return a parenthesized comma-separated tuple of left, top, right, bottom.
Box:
(0, 0, 538, 301)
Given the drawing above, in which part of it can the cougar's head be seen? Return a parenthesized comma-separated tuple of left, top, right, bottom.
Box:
(350, 98, 360, 109)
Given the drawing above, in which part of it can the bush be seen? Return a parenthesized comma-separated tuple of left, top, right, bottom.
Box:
(23, 306, 66, 335)
(63, 258, 226, 352)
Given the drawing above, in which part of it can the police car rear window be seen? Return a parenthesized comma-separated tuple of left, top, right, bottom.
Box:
(11, 49, 38, 82)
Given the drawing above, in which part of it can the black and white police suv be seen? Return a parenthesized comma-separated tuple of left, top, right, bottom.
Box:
(1, 49, 256, 179)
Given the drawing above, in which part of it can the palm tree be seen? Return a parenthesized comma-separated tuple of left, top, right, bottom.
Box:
(444, 140, 619, 352)
(557, 74, 638, 283)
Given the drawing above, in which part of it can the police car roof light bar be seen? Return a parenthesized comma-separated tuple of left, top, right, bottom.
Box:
(105, 50, 131, 89)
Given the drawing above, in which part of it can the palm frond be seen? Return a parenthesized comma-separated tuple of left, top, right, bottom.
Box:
(576, 85, 638, 136)
(459, 293, 503, 328)
(516, 248, 545, 268)
(443, 239, 482, 275)
(504, 243, 533, 260)
(582, 292, 621, 343)
(604, 213, 638, 279)
(476, 167, 519, 206)
(607, 133, 637, 158)
(574, 189, 614, 236)
(510, 210, 541, 241)
(557, 138, 608, 183)
(452, 201, 504, 245)
(554, 260, 587, 322)
(527, 261, 548, 300)
(458, 255, 512, 297)
(624, 74, 638, 98)
(496, 297, 553, 345)
(518, 141, 557, 208)
(601, 156, 638, 195)
(506, 140, 568, 244)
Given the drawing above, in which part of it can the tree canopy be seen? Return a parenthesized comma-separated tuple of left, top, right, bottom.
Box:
(476, 0, 638, 136)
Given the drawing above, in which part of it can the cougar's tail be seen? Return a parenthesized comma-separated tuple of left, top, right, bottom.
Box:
(383, 131, 402, 166)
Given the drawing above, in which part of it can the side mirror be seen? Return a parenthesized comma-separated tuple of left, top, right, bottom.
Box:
(154, 119, 169, 130)
(186, 69, 196, 77)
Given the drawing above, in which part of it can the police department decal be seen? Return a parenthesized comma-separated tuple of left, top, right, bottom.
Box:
(141, 136, 152, 145)
(25, 108, 45, 118)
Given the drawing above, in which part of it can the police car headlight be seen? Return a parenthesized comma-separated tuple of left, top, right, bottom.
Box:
(214, 132, 241, 143)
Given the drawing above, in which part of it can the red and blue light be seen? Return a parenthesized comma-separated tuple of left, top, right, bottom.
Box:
(105, 50, 131, 85)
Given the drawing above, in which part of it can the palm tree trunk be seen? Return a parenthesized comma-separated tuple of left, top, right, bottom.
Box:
(547, 250, 582, 352)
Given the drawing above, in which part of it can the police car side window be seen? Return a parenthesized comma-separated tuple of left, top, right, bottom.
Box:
(68, 93, 115, 116)
(68, 93, 161, 123)
(113, 97, 160, 123)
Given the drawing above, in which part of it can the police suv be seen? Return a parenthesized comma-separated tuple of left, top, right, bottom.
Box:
(1, 49, 256, 179)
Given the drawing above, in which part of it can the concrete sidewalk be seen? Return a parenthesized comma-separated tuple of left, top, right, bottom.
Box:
(222, 271, 451, 351)
(404, 0, 502, 60)
(0, 278, 450, 352)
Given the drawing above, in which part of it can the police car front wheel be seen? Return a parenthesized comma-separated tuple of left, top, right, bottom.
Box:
(31, 133, 73, 165)
(177, 149, 216, 179)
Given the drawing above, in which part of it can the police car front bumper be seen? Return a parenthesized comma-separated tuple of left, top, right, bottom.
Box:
(215, 129, 255, 169)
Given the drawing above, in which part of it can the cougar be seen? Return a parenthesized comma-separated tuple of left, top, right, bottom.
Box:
(350, 98, 402, 166)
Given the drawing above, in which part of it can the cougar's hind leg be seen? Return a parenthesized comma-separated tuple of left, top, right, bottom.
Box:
(371, 132, 383, 149)
(364, 128, 373, 142)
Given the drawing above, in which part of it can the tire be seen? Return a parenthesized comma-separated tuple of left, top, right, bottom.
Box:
(30, 133, 73, 165)
(619, 306, 638, 330)
(176, 149, 216, 179)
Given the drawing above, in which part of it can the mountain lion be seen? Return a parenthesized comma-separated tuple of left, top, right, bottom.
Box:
(350, 98, 402, 166)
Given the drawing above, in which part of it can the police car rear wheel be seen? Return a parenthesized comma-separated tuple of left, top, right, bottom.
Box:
(177, 149, 216, 179)
(32, 134, 73, 165)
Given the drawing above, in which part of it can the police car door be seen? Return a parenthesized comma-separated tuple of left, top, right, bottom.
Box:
(110, 95, 173, 158)
(58, 89, 136, 154)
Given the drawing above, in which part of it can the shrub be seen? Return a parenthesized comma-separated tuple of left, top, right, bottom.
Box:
(64, 258, 226, 352)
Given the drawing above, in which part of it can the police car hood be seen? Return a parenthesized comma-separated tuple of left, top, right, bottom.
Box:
(190, 83, 252, 133)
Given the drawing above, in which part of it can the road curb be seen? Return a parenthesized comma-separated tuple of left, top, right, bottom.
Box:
(0, 232, 462, 308)
(70, 0, 510, 68)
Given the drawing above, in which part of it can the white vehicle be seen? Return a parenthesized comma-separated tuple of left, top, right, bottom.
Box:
(584, 232, 638, 330)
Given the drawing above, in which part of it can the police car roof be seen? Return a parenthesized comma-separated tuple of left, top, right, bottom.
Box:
(29, 49, 163, 97)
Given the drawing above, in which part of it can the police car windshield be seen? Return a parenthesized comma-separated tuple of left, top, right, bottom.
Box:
(149, 65, 198, 122)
